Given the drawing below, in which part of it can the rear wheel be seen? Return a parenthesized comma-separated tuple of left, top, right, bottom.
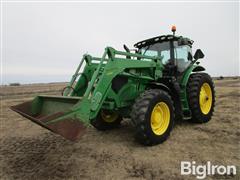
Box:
(131, 89, 174, 146)
(90, 110, 122, 131)
(187, 73, 215, 123)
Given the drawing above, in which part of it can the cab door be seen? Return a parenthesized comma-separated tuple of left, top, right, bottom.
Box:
(174, 43, 192, 73)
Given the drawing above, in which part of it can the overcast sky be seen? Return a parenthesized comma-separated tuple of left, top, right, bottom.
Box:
(1, 1, 239, 84)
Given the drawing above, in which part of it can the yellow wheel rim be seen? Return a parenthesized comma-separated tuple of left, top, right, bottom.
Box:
(101, 110, 118, 123)
(150, 102, 170, 135)
(199, 83, 213, 115)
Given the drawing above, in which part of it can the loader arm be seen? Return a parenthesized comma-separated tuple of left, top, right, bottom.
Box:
(70, 47, 162, 121)
(11, 47, 162, 141)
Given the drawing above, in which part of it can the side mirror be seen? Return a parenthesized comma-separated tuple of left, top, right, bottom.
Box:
(194, 49, 204, 60)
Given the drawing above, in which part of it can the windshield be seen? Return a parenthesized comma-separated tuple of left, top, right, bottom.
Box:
(140, 41, 171, 64)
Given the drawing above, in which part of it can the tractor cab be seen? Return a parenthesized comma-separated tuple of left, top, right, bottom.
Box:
(133, 26, 199, 75)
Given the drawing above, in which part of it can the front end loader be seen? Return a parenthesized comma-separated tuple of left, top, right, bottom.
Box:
(11, 27, 215, 145)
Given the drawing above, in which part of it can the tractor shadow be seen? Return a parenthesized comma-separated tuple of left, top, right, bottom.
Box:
(90, 118, 198, 147)
(86, 119, 144, 147)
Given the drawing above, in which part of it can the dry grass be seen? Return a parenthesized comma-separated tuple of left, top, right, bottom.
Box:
(0, 79, 239, 179)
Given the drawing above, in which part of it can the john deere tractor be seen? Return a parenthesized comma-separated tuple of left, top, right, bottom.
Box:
(11, 27, 215, 146)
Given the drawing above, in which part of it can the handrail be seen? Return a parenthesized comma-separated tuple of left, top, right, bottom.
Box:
(64, 47, 160, 97)
(63, 56, 85, 96)
(89, 48, 161, 62)
(84, 49, 108, 98)
(91, 57, 108, 61)
(114, 50, 160, 60)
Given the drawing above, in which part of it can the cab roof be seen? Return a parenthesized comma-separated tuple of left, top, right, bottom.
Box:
(134, 34, 194, 49)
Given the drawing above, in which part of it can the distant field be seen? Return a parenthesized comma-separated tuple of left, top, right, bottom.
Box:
(0, 83, 67, 99)
(0, 78, 239, 179)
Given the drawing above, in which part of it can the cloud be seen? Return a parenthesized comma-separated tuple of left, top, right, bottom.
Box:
(2, 2, 239, 84)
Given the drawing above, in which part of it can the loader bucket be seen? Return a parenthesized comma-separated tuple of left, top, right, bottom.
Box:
(11, 95, 88, 141)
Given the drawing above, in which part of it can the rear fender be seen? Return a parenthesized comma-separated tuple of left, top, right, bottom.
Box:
(181, 65, 205, 87)
(179, 65, 206, 114)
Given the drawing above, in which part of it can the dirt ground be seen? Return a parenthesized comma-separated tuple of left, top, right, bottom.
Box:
(0, 79, 239, 180)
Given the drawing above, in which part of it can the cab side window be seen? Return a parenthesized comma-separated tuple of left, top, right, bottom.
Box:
(143, 50, 158, 57)
(174, 45, 192, 72)
(175, 46, 191, 62)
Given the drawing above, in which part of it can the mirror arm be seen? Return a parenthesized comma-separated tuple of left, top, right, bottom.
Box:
(191, 58, 199, 66)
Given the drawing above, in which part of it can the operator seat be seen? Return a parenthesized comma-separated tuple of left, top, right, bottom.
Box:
(177, 59, 191, 73)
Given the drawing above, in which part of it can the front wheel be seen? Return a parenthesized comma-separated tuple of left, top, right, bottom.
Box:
(131, 89, 175, 146)
(187, 73, 215, 123)
(90, 110, 122, 131)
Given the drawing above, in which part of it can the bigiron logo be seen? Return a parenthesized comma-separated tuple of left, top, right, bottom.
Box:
(181, 161, 237, 179)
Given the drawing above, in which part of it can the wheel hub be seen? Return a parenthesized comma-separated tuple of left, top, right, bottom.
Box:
(199, 83, 213, 114)
(101, 110, 118, 123)
(150, 102, 170, 135)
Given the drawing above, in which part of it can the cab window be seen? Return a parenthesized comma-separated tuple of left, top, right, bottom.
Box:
(142, 49, 158, 57)
(174, 45, 192, 62)
(160, 50, 170, 64)
(140, 41, 171, 64)
(174, 45, 192, 72)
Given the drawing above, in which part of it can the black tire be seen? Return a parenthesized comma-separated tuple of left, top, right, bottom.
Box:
(90, 109, 122, 131)
(187, 73, 215, 123)
(131, 89, 175, 146)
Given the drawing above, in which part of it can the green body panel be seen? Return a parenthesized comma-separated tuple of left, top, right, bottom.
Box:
(25, 47, 163, 126)
(12, 46, 204, 138)
(180, 64, 198, 88)
(180, 65, 197, 107)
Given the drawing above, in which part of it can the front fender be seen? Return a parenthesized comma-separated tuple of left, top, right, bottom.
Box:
(181, 65, 205, 86)
(192, 65, 205, 72)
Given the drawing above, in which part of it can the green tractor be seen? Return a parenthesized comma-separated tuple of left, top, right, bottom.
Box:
(11, 27, 215, 146)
